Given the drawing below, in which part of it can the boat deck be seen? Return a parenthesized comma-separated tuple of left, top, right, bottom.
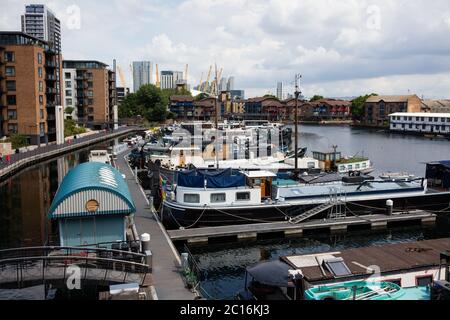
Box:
(167, 210, 436, 244)
(115, 151, 196, 300)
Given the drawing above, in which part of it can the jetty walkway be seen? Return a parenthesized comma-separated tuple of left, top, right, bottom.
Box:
(0, 126, 142, 182)
(115, 152, 197, 300)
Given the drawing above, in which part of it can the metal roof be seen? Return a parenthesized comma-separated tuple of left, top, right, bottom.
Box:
(48, 162, 136, 219)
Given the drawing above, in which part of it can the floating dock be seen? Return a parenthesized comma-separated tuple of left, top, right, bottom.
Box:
(167, 211, 437, 245)
(116, 152, 197, 300)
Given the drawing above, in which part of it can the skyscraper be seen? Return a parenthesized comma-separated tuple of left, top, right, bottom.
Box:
(161, 71, 183, 90)
(219, 77, 227, 92)
(277, 82, 283, 100)
(132, 61, 153, 92)
(21, 4, 61, 53)
(227, 76, 235, 91)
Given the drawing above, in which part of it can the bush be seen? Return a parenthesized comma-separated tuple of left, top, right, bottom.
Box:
(8, 134, 28, 149)
(64, 119, 86, 137)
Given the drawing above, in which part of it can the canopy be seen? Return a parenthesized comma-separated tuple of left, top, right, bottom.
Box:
(246, 260, 294, 288)
(176, 168, 246, 189)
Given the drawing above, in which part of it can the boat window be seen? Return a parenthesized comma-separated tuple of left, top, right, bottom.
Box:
(385, 279, 402, 286)
(348, 165, 353, 170)
(307, 162, 316, 169)
(362, 163, 367, 169)
(355, 164, 360, 170)
(184, 194, 200, 204)
(211, 193, 226, 203)
(339, 165, 345, 171)
(322, 258, 352, 278)
(236, 192, 251, 201)
(416, 276, 433, 287)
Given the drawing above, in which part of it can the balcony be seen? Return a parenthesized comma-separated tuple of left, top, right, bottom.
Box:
(45, 61, 57, 68)
(47, 114, 56, 121)
(46, 74, 56, 81)
(46, 88, 57, 94)
(46, 102, 56, 108)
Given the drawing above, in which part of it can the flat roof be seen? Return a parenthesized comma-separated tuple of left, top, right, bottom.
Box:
(390, 112, 450, 118)
(282, 238, 450, 283)
(243, 171, 277, 178)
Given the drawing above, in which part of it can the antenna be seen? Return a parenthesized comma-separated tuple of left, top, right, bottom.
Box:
(294, 74, 302, 175)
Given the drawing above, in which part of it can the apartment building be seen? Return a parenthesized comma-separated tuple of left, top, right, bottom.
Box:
(62, 60, 116, 129)
(0, 32, 61, 145)
(389, 113, 450, 135)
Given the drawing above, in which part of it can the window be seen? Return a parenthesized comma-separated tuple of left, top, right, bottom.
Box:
(66, 98, 73, 106)
(5, 66, 15, 76)
(421, 117, 425, 121)
(422, 124, 426, 129)
(87, 90, 94, 97)
(6, 80, 16, 91)
(392, 124, 397, 128)
(40, 123, 45, 135)
(65, 81, 71, 88)
(7, 95, 16, 105)
(307, 162, 316, 169)
(355, 164, 360, 170)
(236, 192, 250, 201)
(65, 90, 72, 97)
(4, 51, 15, 62)
(434, 118, 438, 122)
(37, 52, 43, 64)
(65, 72, 71, 79)
(416, 276, 433, 287)
(409, 124, 413, 129)
(211, 193, 226, 203)
(88, 81, 93, 88)
(39, 81, 43, 92)
(38, 67, 43, 78)
(39, 95, 44, 105)
(7, 110, 17, 120)
(184, 194, 200, 204)
(322, 258, 352, 278)
(348, 165, 353, 170)
(385, 279, 402, 286)
(442, 118, 446, 123)
(40, 109, 44, 119)
(339, 165, 345, 171)
(8, 124, 18, 133)
(362, 163, 367, 169)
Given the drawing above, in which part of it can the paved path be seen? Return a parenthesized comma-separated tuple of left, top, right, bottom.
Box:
(116, 153, 196, 300)
(0, 126, 141, 182)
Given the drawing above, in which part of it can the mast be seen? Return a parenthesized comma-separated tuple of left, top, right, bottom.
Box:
(294, 74, 302, 174)
(214, 63, 220, 169)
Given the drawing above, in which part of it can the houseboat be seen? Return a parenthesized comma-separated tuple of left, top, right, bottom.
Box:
(160, 164, 450, 228)
(238, 238, 450, 300)
(312, 149, 374, 174)
(89, 150, 113, 165)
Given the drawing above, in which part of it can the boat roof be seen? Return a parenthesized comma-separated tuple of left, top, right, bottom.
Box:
(243, 171, 278, 178)
(281, 238, 450, 283)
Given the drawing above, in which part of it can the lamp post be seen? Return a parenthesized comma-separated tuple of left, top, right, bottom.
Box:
(294, 74, 302, 175)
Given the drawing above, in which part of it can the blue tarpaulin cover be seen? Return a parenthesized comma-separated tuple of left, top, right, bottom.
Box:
(176, 168, 246, 188)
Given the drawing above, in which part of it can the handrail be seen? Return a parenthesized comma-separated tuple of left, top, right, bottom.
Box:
(0, 246, 146, 259)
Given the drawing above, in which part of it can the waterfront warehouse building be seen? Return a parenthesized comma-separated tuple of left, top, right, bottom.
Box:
(48, 162, 136, 247)
(389, 113, 450, 135)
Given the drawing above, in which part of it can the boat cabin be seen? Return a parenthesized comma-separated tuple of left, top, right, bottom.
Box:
(426, 161, 450, 190)
(313, 150, 372, 174)
(89, 150, 112, 164)
(48, 162, 136, 248)
(239, 238, 450, 300)
(243, 171, 277, 199)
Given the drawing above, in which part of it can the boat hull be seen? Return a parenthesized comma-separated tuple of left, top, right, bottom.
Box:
(161, 191, 450, 229)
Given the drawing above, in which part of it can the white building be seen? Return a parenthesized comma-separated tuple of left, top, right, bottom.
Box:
(276, 82, 283, 100)
(63, 69, 77, 120)
(161, 70, 183, 89)
(389, 113, 450, 135)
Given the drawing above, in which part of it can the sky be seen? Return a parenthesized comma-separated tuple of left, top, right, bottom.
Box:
(3, 0, 450, 99)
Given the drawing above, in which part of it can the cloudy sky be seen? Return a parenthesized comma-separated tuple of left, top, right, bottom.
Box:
(3, 0, 450, 98)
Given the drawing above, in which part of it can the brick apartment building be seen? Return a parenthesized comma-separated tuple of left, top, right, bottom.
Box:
(0, 31, 61, 145)
(62, 60, 116, 129)
(363, 95, 422, 127)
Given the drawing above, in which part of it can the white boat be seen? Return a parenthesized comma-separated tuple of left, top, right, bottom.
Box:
(380, 172, 416, 181)
(89, 150, 113, 165)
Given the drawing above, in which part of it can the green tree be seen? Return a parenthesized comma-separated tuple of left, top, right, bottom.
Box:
(351, 93, 378, 120)
(64, 119, 86, 137)
(310, 95, 324, 102)
(9, 134, 28, 149)
(194, 93, 210, 101)
(65, 107, 74, 115)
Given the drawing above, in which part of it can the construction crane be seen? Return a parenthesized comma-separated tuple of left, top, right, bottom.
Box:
(202, 65, 212, 93)
(155, 64, 160, 89)
(116, 66, 127, 88)
(210, 67, 223, 95)
(198, 72, 204, 91)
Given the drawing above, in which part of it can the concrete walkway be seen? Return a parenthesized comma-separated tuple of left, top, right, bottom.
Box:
(116, 153, 196, 300)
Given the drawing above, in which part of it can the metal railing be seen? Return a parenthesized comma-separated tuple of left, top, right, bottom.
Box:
(0, 126, 141, 179)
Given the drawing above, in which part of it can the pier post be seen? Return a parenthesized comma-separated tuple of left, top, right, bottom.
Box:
(386, 200, 393, 216)
(140, 233, 151, 253)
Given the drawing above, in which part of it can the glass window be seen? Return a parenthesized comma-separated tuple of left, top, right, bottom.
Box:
(40, 109, 44, 119)
(362, 163, 367, 169)
(416, 276, 433, 287)
(38, 67, 43, 78)
(7, 95, 16, 105)
(211, 193, 226, 203)
(65, 81, 72, 88)
(5, 66, 15, 76)
(184, 194, 200, 204)
(236, 192, 250, 201)
(40, 123, 45, 134)
(66, 98, 73, 106)
(65, 90, 72, 97)
(4, 51, 15, 62)
(442, 118, 446, 122)
(39, 81, 43, 92)
(39, 95, 44, 105)
(339, 165, 345, 171)
(348, 165, 353, 170)
(386, 279, 402, 286)
(37, 52, 43, 64)
(8, 124, 18, 134)
(7, 109, 17, 120)
(6, 80, 16, 91)
(355, 164, 360, 170)
(65, 72, 71, 79)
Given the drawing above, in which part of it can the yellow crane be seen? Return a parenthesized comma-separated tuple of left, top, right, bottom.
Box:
(198, 72, 204, 91)
(203, 65, 212, 93)
(116, 66, 127, 88)
(155, 64, 160, 89)
(210, 67, 223, 95)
